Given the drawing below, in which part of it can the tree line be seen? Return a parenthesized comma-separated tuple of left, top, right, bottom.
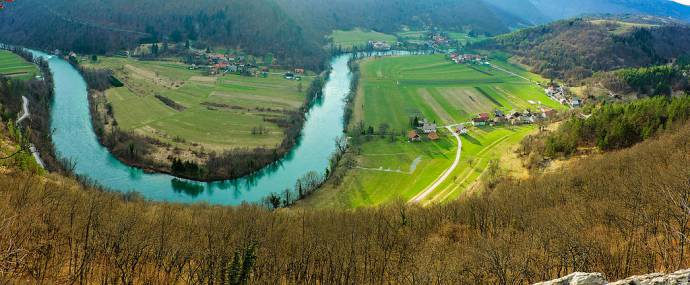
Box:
(518, 96, 690, 170)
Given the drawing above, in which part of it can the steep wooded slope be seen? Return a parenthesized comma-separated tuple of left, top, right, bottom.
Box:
(475, 17, 690, 82)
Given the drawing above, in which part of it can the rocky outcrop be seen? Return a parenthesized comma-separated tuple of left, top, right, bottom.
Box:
(534, 269, 690, 285)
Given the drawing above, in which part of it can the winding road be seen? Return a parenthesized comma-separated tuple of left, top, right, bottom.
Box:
(15, 96, 46, 169)
(409, 125, 463, 204)
(15, 96, 29, 125)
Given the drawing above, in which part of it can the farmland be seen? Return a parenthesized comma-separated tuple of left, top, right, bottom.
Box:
(0, 50, 39, 80)
(353, 54, 562, 130)
(329, 29, 397, 50)
(84, 57, 311, 159)
(303, 54, 565, 208)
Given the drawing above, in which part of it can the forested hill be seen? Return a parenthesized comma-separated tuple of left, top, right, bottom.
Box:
(0, 0, 327, 69)
(275, 0, 524, 38)
(474, 17, 690, 83)
(3, 0, 690, 69)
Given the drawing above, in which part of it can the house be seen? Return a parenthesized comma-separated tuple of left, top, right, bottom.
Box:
(294, 68, 305, 75)
(472, 113, 490, 126)
(493, 116, 507, 125)
(571, 98, 582, 108)
(541, 108, 557, 119)
(420, 120, 437, 134)
(369, 41, 392, 51)
(456, 125, 468, 135)
(408, 130, 421, 142)
(494, 110, 505, 118)
(428, 132, 440, 141)
(508, 111, 522, 120)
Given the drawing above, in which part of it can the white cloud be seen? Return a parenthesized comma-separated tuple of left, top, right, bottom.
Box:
(671, 0, 690, 5)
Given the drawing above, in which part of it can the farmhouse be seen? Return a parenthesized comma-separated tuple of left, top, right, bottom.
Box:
(541, 108, 557, 119)
(427, 132, 440, 141)
(369, 41, 391, 51)
(472, 113, 490, 126)
(408, 130, 421, 142)
(294, 68, 305, 75)
(571, 98, 582, 108)
(420, 120, 437, 134)
(454, 54, 486, 64)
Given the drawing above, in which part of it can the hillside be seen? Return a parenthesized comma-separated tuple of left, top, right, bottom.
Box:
(474, 17, 690, 83)
(1, 99, 690, 283)
(3, 0, 690, 70)
(0, 0, 327, 69)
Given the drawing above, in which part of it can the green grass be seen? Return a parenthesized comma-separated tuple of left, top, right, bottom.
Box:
(304, 54, 564, 209)
(356, 54, 563, 131)
(304, 125, 535, 208)
(0, 50, 39, 81)
(588, 20, 659, 35)
(448, 32, 487, 45)
(329, 28, 397, 49)
(85, 57, 311, 151)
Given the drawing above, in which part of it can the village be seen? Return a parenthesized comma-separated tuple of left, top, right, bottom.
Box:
(187, 50, 307, 80)
(407, 106, 558, 143)
(449, 52, 583, 109)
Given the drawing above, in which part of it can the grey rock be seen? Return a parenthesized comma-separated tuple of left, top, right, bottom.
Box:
(535, 269, 690, 285)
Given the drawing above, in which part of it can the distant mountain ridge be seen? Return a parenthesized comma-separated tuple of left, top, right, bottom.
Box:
(1, 0, 690, 68)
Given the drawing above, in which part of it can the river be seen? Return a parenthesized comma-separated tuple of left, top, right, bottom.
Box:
(31, 50, 353, 205)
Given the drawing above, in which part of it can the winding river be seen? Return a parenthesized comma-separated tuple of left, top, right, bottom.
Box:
(32, 50, 353, 205)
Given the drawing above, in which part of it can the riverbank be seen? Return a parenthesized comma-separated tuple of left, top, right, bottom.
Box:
(0, 47, 65, 173)
(79, 57, 328, 182)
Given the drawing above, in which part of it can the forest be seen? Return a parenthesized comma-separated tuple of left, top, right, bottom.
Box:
(518, 95, 690, 173)
(474, 17, 690, 83)
(0, 106, 689, 283)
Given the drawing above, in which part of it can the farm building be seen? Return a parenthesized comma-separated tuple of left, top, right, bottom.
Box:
(427, 132, 440, 141)
(472, 113, 490, 126)
(408, 130, 421, 142)
(420, 120, 437, 134)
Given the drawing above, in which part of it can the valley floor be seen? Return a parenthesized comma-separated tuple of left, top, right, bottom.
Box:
(303, 54, 565, 208)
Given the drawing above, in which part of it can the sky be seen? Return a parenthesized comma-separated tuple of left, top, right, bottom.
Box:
(671, 0, 690, 5)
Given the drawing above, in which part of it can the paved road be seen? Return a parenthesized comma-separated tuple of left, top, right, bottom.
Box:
(409, 125, 462, 204)
(14, 96, 46, 169)
(15, 96, 29, 125)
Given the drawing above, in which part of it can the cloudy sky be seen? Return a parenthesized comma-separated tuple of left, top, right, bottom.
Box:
(671, 0, 690, 5)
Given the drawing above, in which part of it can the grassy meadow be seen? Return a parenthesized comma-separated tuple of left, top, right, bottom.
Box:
(0, 50, 39, 80)
(329, 29, 397, 49)
(354, 54, 562, 130)
(305, 54, 565, 208)
(84, 57, 311, 152)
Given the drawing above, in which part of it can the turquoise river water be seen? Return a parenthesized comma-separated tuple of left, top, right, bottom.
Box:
(32, 50, 353, 205)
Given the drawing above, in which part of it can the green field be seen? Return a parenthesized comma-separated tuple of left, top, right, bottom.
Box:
(85, 57, 311, 152)
(396, 30, 428, 44)
(448, 32, 488, 45)
(0, 50, 39, 80)
(355, 54, 562, 131)
(329, 29, 397, 49)
(304, 54, 564, 208)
